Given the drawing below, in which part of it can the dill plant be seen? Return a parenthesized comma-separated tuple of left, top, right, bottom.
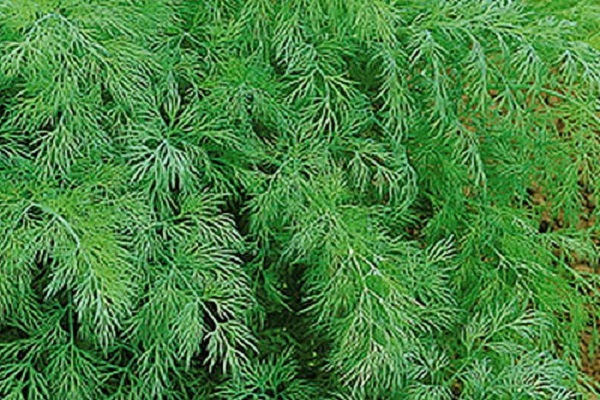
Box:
(0, 0, 599, 398)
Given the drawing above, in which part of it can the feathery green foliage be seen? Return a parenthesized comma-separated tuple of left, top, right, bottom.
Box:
(0, 0, 599, 398)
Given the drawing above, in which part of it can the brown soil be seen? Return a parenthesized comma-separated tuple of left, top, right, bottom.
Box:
(529, 180, 599, 395)
(582, 330, 600, 382)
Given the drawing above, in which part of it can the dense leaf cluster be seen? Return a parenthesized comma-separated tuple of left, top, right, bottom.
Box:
(0, 0, 599, 398)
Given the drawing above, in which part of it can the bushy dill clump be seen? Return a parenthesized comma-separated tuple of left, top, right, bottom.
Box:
(0, 0, 599, 398)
